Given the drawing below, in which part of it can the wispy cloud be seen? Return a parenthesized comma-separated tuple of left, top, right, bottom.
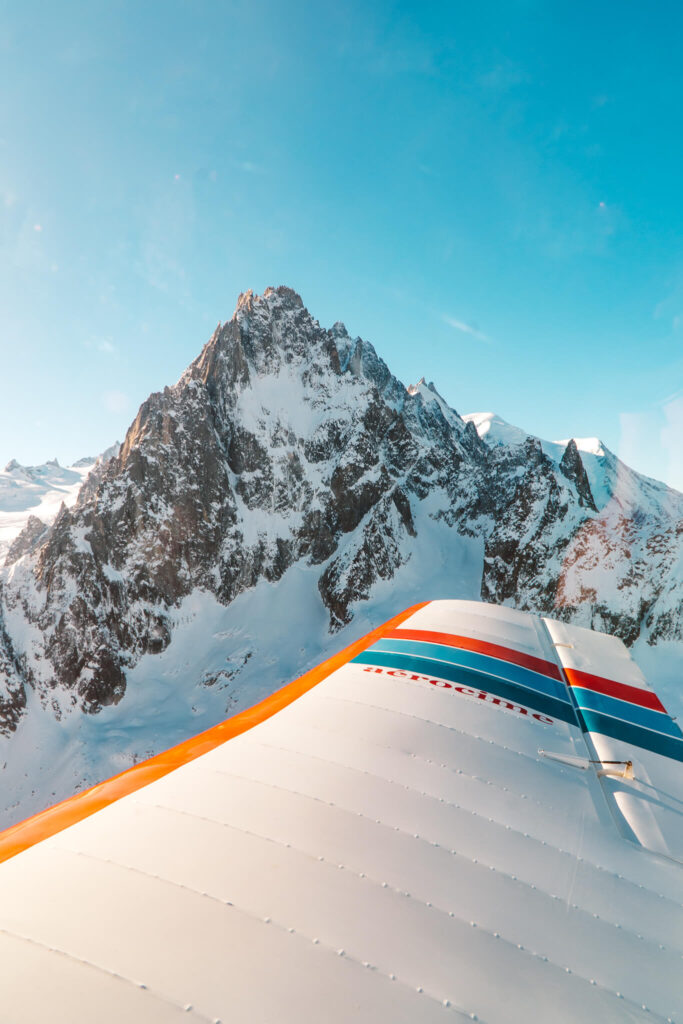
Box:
(617, 390, 683, 493)
(653, 272, 683, 331)
(6, 210, 50, 272)
(230, 159, 266, 175)
(84, 336, 117, 355)
(442, 315, 491, 343)
(661, 392, 683, 493)
(103, 390, 129, 414)
(477, 61, 530, 93)
(136, 180, 194, 296)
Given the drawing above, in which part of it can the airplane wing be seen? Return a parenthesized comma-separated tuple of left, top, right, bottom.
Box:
(0, 599, 681, 1023)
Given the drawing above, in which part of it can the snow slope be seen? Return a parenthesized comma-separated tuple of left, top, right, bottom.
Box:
(0, 514, 483, 825)
(0, 443, 121, 564)
(0, 459, 93, 563)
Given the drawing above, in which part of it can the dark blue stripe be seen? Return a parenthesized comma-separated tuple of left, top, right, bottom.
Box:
(581, 710, 683, 763)
(572, 687, 683, 740)
(353, 650, 578, 726)
(370, 638, 568, 702)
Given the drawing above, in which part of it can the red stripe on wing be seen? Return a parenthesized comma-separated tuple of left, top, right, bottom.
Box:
(564, 667, 668, 714)
(384, 628, 563, 681)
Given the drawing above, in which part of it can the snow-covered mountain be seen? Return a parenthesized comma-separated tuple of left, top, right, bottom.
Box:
(0, 458, 92, 565)
(461, 410, 683, 644)
(0, 445, 121, 565)
(0, 287, 681, 826)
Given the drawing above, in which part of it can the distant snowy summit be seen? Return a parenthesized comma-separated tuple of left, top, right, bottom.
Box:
(462, 411, 531, 448)
(462, 410, 675, 514)
(0, 444, 120, 563)
(0, 457, 92, 565)
(464, 410, 606, 458)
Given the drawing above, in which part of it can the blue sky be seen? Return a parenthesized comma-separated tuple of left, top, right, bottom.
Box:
(1, 0, 681, 489)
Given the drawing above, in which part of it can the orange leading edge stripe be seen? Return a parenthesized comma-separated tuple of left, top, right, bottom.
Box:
(0, 602, 428, 865)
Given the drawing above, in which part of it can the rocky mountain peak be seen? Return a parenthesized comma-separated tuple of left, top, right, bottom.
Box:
(235, 288, 254, 313)
(261, 284, 305, 309)
(4, 515, 47, 568)
(185, 286, 340, 397)
(559, 439, 598, 512)
(330, 321, 349, 339)
(234, 285, 304, 320)
(406, 378, 441, 402)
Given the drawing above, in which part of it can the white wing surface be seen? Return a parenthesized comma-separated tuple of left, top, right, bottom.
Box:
(0, 599, 681, 1023)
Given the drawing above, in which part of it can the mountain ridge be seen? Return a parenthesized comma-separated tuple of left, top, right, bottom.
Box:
(0, 286, 681, 826)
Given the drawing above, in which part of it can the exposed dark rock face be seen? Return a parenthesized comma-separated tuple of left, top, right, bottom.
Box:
(4, 516, 48, 567)
(0, 589, 27, 733)
(480, 437, 577, 610)
(560, 439, 597, 512)
(0, 286, 681, 737)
